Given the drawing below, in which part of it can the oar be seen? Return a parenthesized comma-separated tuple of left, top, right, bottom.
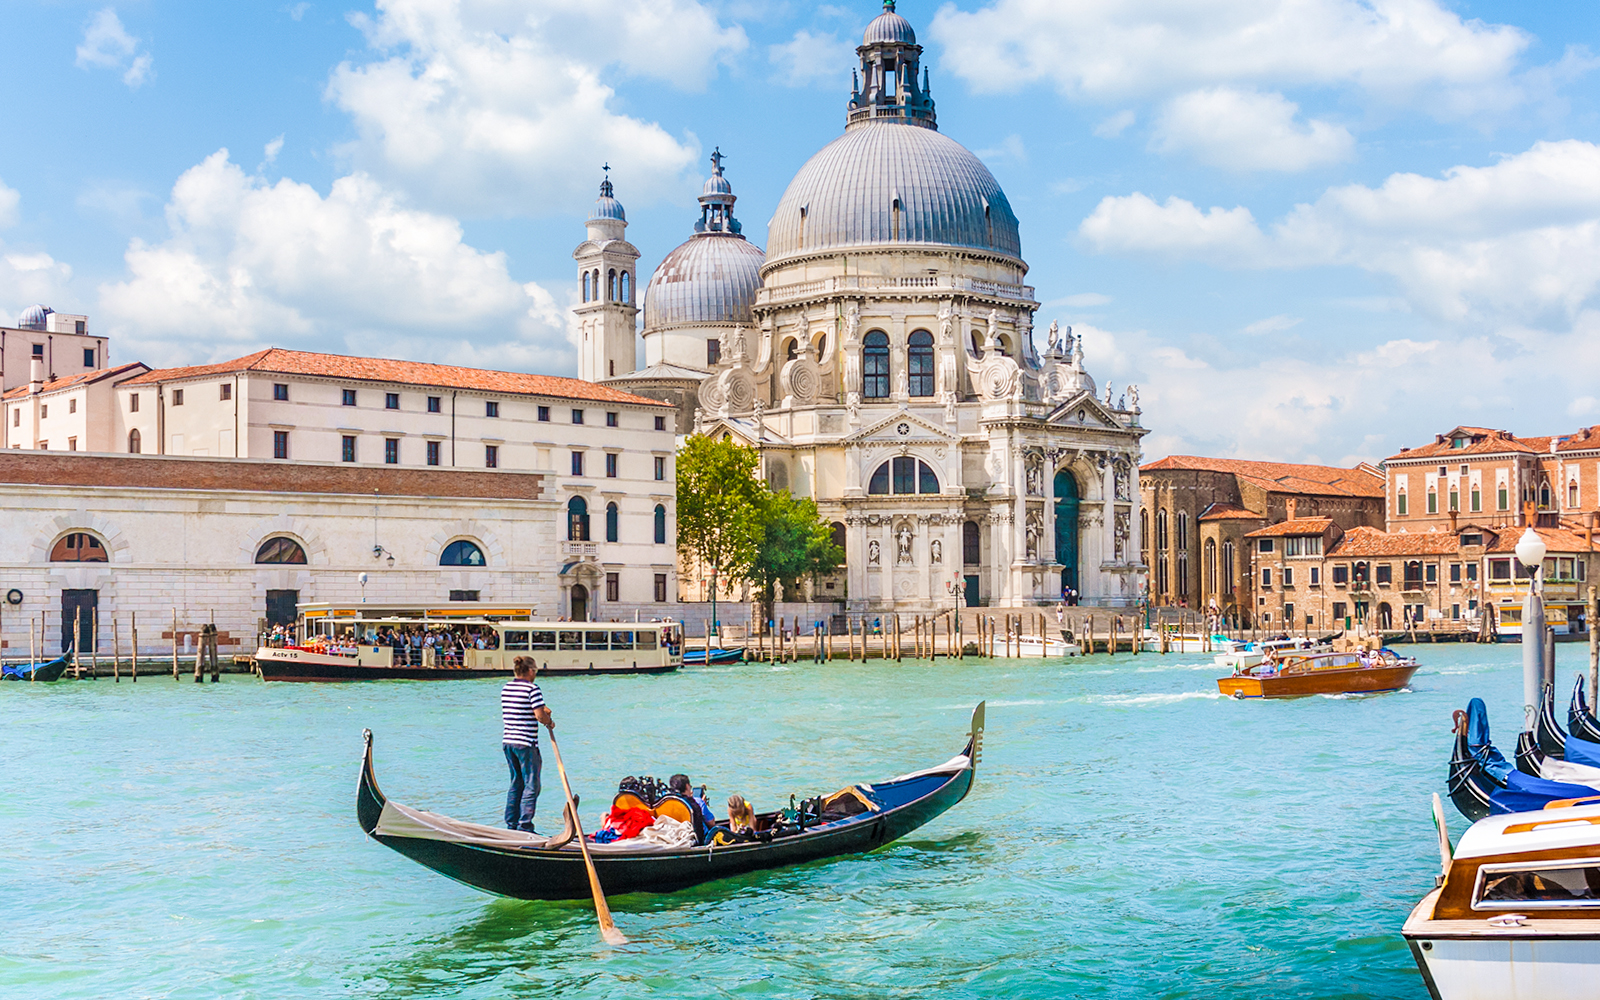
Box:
(545, 732, 627, 946)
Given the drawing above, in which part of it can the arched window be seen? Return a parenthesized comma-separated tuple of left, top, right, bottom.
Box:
(50, 532, 108, 563)
(1157, 553, 1169, 599)
(605, 502, 619, 543)
(996, 334, 1013, 358)
(582, 272, 591, 302)
(128, 429, 141, 454)
(1139, 510, 1149, 554)
(1156, 510, 1169, 549)
(1176, 511, 1188, 550)
(969, 331, 985, 359)
(1571, 481, 1580, 508)
(1177, 552, 1189, 598)
(868, 458, 939, 495)
(1222, 541, 1236, 595)
(654, 504, 667, 544)
(784, 338, 798, 361)
(863, 331, 890, 399)
(1540, 481, 1552, 509)
(963, 521, 981, 565)
(1397, 489, 1408, 516)
(907, 331, 934, 396)
(255, 537, 307, 564)
(440, 539, 486, 566)
(620, 272, 631, 303)
(567, 497, 590, 542)
(607, 269, 617, 301)
(831, 521, 846, 563)
(1204, 539, 1217, 595)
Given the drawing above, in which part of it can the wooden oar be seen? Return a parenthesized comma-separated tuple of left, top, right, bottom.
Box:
(545, 732, 627, 946)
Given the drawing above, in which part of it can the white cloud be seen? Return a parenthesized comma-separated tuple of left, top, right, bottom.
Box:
(0, 178, 18, 229)
(284, 3, 312, 20)
(1080, 140, 1600, 325)
(97, 151, 568, 370)
(1151, 87, 1353, 171)
(975, 134, 1028, 164)
(1094, 110, 1136, 138)
(326, 0, 746, 216)
(1242, 314, 1302, 335)
(770, 29, 854, 87)
(263, 136, 285, 165)
(931, 0, 1533, 116)
(76, 9, 153, 89)
(0, 251, 75, 329)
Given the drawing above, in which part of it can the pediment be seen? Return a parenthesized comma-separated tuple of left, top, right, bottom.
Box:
(1044, 391, 1124, 430)
(844, 409, 956, 446)
(571, 238, 641, 259)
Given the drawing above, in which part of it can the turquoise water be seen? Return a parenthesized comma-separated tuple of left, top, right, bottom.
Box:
(0, 644, 1538, 999)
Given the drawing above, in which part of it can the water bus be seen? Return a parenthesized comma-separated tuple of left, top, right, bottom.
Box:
(1216, 648, 1418, 699)
(254, 603, 682, 682)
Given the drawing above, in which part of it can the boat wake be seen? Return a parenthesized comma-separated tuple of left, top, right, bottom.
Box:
(1092, 691, 1225, 708)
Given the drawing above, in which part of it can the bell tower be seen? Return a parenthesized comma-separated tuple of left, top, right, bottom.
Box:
(574, 168, 641, 382)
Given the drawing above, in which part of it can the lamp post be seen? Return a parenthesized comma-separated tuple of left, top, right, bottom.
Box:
(1516, 527, 1547, 731)
(358, 571, 369, 605)
(946, 573, 965, 654)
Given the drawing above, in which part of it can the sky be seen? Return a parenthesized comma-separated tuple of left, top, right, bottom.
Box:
(1, 1, 1599, 466)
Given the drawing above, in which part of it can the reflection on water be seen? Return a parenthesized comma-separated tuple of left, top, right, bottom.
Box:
(0, 647, 1533, 998)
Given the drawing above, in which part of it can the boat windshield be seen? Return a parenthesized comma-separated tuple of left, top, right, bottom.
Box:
(1475, 860, 1600, 909)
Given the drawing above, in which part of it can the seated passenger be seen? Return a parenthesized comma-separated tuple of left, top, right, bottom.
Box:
(669, 773, 716, 827)
(726, 794, 755, 835)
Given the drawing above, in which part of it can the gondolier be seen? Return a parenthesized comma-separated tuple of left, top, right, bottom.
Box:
(503, 657, 554, 832)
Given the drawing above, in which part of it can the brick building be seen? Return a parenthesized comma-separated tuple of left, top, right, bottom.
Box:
(1139, 456, 1386, 623)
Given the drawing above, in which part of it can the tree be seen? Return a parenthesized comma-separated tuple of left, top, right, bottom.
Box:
(749, 489, 844, 626)
(676, 434, 764, 631)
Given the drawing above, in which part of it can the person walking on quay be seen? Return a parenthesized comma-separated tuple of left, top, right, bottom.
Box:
(502, 656, 553, 833)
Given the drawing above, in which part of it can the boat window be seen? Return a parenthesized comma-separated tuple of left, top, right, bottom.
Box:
(1475, 860, 1600, 909)
(558, 630, 583, 649)
(637, 630, 658, 651)
(530, 631, 557, 651)
(503, 630, 531, 651)
(585, 631, 610, 650)
(610, 631, 634, 650)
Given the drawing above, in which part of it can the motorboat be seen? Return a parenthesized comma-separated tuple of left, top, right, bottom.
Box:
(356, 703, 984, 899)
(1404, 794, 1600, 999)
(1010, 634, 1082, 657)
(1213, 636, 1333, 671)
(1216, 647, 1418, 699)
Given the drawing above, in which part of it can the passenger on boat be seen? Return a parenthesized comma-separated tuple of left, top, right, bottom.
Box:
(669, 774, 716, 826)
(726, 794, 755, 835)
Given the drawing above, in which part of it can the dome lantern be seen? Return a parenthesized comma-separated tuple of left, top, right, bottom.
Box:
(695, 147, 742, 236)
(849, 0, 936, 131)
(586, 165, 628, 242)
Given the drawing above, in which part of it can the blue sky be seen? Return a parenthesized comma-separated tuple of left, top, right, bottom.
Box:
(2, 1, 1599, 465)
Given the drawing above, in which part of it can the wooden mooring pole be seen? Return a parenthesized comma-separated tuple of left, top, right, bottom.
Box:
(171, 609, 179, 681)
(131, 611, 138, 682)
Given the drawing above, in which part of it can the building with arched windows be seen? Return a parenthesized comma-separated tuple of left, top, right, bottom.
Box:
(587, 2, 1148, 611)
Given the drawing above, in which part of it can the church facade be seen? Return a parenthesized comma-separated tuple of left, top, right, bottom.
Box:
(583, 1, 1148, 612)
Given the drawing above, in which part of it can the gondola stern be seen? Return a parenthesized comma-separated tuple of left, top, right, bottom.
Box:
(357, 728, 387, 837)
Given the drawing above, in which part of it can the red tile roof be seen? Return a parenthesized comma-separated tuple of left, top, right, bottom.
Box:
(2, 362, 150, 400)
(1140, 455, 1385, 498)
(1198, 502, 1261, 521)
(1245, 517, 1335, 538)
(121, 348, 670, 407)
(1486, 526, 1594, 555)
(1387, 427, 1548, 460)
(1327, 526, 1465, 557)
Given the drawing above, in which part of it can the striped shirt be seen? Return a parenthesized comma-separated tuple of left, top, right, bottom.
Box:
(501, 679, 546, 747)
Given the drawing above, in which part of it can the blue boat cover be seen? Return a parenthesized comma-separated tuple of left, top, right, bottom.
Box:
(1466, 697, 1513, 784)
(1565, 733, 1600, 769)
(1490, 769, 1600, 814)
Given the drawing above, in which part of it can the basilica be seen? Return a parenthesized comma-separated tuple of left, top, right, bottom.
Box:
(575, 1, 1147, 612)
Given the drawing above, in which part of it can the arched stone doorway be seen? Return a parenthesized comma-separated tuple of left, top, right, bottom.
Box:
(571, 584, 590, 622)
(1054, 469, 1080, 600)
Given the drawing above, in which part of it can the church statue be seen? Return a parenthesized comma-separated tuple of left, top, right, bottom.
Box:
(986, 309, 999, 349)
(1025, 453, 1043, 496)
(1047, 320, 1059, 351)
(930, 538, 942, 565)
(1024, 510, 1042, 561)
(868, 539, 881, 566)
(938, 299, 954, 344)
(1104, 381, 1114, 406)
(895, 522, 915, 565)
(1127, 384, 1140, 411)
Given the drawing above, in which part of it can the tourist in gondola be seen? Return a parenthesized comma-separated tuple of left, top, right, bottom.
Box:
(502, 657, 553, 833)
(669, 773, 716, 826)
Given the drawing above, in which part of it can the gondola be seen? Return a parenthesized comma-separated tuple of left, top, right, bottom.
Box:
(681, 646, 746, 666)
(1569, 674, 1600, 744)
(1449, 696, 1600, 821)
(1447, 698, 1511, 821)
(1, 652, 72, 683)
(356, 702, 984, 900)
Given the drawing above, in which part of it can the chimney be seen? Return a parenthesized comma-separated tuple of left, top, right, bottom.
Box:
(29, 357, 43, 394)
(1286, 497, 1298, 521)
(1586, 511, 1596, 552)
(1449, 510, 1458, 533)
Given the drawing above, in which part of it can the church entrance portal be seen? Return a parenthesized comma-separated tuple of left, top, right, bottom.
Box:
(1054, 470, 1080, 600)
(571, 584, 589, 622)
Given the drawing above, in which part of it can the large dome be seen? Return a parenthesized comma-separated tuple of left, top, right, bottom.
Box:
(643, 235, 766, 330)
(765, 123, 1022, 265)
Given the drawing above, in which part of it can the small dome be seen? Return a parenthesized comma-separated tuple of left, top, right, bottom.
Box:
(18, 304, 51, 331)
(589, 175, 626, 223)
(864, 3, 915, 45)
(643, 235, 766, 331)
(702, 173, 733, 197)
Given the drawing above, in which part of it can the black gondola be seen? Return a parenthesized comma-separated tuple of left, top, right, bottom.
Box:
(1, 652, 71, 683)
(356, 702, 985, 900)
(1570, 675, 1600, 744)
(1448, 698, 1509, 822)
(1536, 681, 1568, 760)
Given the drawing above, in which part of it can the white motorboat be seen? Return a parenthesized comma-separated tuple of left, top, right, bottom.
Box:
(1212, 636, 1331, 671)
(1404, 794, 1600, 999)
(1010, 634, 1082, 657)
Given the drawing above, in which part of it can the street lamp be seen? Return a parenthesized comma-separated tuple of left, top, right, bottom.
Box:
(946, 572, 966, 657)
(1516, 527, 1547, 730)
(358, 572, 369, 604)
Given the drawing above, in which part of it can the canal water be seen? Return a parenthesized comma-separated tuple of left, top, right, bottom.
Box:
(0, 643, 1541, 999)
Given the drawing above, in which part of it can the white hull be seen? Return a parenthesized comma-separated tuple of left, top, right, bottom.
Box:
(1010, 636, 1082, 657)
(1410, 934, 1600, 999)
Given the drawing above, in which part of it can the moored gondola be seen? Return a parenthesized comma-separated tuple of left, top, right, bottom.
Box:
(1449, 696, 1600, 821)
(1, 652, 71, 683)
(1570, 675, 1600, 744)
(356, 703, 985, 899)
(1448, 699, 1510, 822)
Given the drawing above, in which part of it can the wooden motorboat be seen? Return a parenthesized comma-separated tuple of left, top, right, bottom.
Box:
(356, 703, 984, 899)
(1216, 648, 1418, 699)
(1404, 795, 1600, 999)
(0, 653, 71, 683)
(681, 646, 746, 666)
(1212, 636, 1332, 671)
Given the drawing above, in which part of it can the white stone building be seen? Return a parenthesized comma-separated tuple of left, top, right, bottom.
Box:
(596, 1, 1147, 611)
